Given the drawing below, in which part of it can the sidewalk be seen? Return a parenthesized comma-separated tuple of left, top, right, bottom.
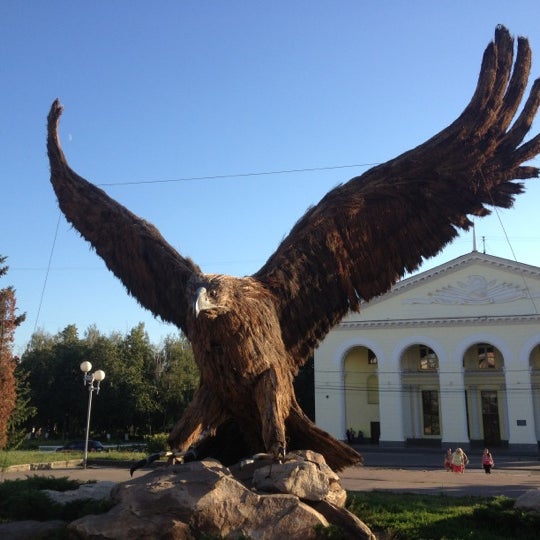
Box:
(340, 463, 540, 498)
(354, 443, 540, 471)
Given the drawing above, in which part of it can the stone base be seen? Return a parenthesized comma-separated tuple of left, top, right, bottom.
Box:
(69, 451, 375, 540)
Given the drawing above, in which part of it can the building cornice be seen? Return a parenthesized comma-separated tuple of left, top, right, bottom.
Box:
(338, 313, 540, 330)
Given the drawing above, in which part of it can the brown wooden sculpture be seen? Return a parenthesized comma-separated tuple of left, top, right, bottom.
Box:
(47, 26, 540, 471)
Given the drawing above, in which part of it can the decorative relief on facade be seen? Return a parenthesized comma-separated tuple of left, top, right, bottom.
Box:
(403, 275, 540, 305)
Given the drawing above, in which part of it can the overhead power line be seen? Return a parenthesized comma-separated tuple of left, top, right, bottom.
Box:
(98, 162, 380, 187)
(34, 214, 61, 334)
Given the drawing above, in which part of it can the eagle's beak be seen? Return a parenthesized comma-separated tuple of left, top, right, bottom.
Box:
(193, 287, 214, 317)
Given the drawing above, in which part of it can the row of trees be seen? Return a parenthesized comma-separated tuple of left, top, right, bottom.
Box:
(0, 253, 200, 446)
(19, 324, 199, 441)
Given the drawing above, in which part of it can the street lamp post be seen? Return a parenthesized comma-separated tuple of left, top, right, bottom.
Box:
(80, 361, 105, 469)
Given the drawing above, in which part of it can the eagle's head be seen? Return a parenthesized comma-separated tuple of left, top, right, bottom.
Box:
(187, 274, 240, 321)
(186, 274, 272, 326)
(193, 285, 224, 319)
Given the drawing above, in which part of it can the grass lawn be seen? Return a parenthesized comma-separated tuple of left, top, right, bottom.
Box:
(346, 491, 540, 540)
(0, 448, 145, 469)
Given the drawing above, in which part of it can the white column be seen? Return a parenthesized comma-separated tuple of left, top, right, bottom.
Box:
(504, 364, 537, 448)
(439, 367, 469, 445)
(378, 369, 405, 446)
(411, 386, 422, 439)
(467, 386, 481, 440)
(314, 348, 346, 440)
(402, 384, 413, 439)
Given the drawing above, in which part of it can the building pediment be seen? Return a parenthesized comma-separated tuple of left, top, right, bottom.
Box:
(403, 274, 540, 305)
(340, 251, 540, 326)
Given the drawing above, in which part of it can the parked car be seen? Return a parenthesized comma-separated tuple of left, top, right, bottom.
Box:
(55, 440, 105, 452)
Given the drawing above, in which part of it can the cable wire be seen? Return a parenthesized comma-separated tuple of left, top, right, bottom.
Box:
(98, 162, 380, 186)
(33, 213, 61, 333)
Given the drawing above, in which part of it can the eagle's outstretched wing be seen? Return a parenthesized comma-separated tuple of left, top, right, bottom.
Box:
(47, 100, 202, 333)
(254, 26, 540, 367)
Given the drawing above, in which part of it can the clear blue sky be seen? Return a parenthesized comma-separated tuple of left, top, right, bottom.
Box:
(3, 1, 540, 356)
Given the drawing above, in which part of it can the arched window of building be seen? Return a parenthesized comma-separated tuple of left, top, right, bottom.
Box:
(478, 343, 495, 368)
(368, 349, 378, 365)
(419, 345, 438, 370)
(463, 343, 503, 370)
(401, 344, 439, 371)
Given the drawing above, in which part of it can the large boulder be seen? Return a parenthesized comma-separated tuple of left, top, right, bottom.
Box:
(69, 453, 374, 539)
(43, 480, 117, 504)
(515, 489, 540, 512)
(250, 450, 347, 507)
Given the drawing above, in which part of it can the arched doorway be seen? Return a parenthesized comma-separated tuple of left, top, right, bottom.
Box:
(343, 346, 380, 443)
(400, 344, 441, 443)
(463, 342, 506, 447)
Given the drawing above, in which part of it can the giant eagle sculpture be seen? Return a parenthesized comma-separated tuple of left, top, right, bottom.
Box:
(47, 26, 540, 472)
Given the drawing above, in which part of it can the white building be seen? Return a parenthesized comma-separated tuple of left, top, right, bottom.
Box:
(314, 251, 540, 453)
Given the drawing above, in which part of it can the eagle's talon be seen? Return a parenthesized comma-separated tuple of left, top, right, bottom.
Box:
(130, 449, 188, 476)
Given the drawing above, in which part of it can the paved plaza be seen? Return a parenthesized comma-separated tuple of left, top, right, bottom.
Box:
(2, 446, 540, 499)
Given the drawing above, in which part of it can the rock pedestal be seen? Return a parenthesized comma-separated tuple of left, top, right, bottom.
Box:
(69, 451, 374, 539)
(0, 451, 373, 539)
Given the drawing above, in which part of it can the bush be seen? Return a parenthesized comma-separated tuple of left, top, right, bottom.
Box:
(0, 475, 113, 523)
(0, 485, 61, 521)
(144, 433, 169, 454)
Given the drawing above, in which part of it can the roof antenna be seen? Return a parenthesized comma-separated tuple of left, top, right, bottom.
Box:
(482, 236, 486, 254)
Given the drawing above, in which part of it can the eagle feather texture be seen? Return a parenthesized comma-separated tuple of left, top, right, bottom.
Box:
(47, 26, 540, 471)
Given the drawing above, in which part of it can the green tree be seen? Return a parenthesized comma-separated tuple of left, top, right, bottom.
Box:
(7, 368, 36, 448)
(21, 325, 89, 438)
(0, 256, 26, 448)
(154, 333, 199, 432)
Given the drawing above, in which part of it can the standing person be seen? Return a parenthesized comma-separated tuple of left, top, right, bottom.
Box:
(444, 448, 452, 471)
(462, 448, 469, 472)
(482, 448, 494, 474)
(451, 448, 469, 473)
